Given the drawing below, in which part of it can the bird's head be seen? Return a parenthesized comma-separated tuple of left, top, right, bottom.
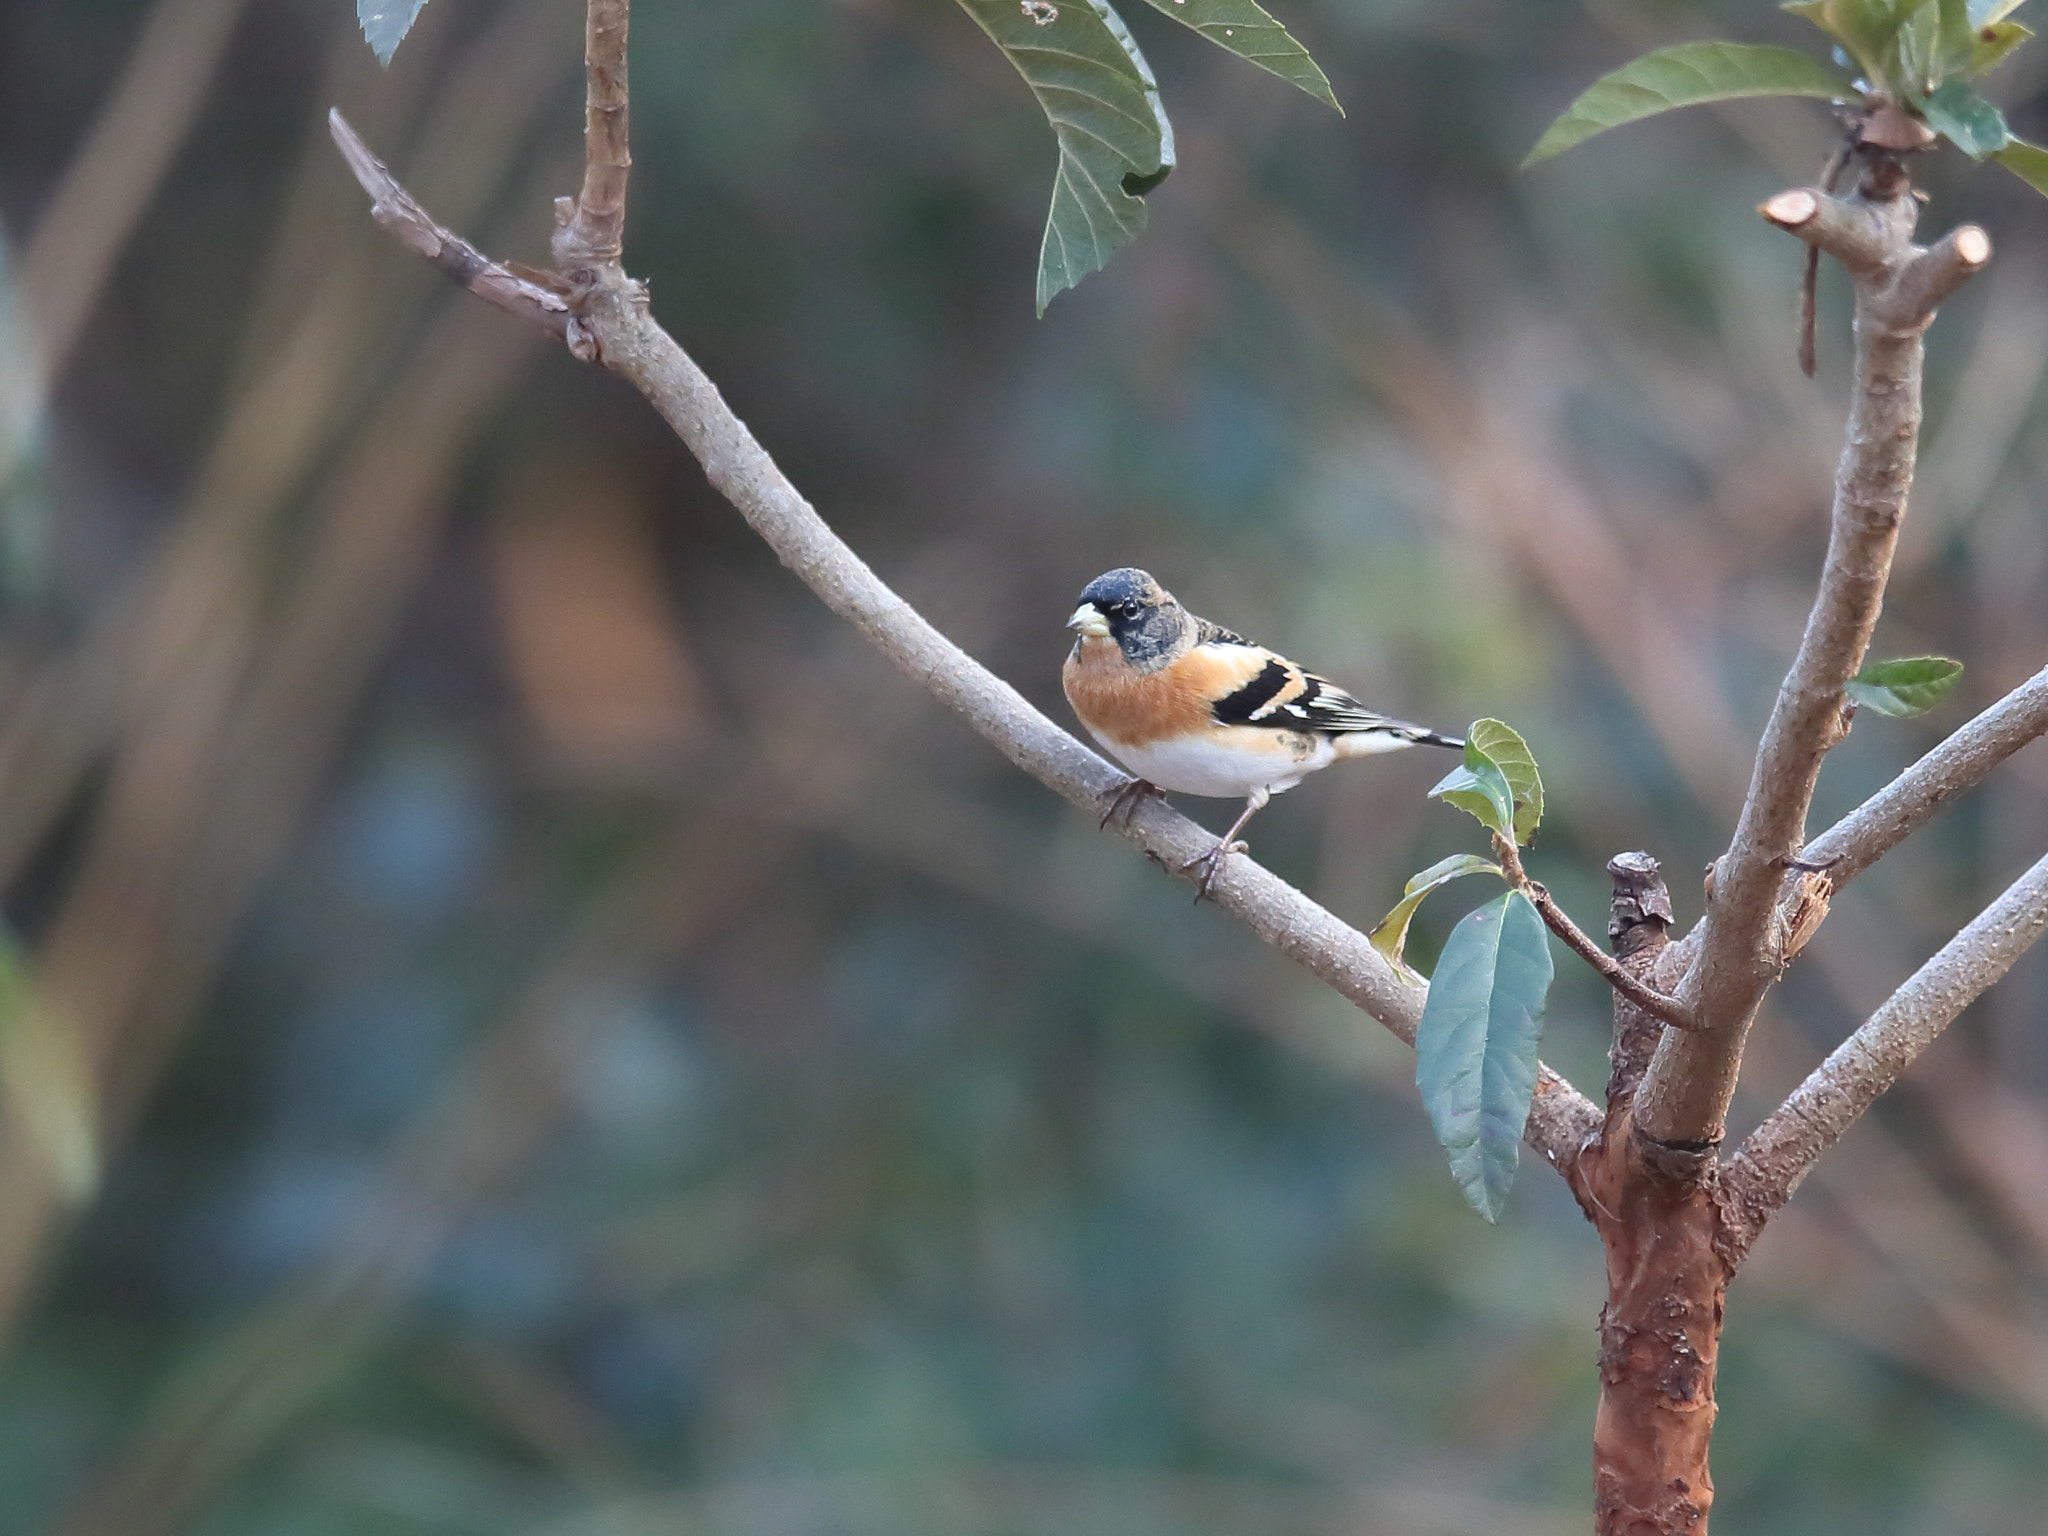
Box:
(1068, 568, 1188, 669)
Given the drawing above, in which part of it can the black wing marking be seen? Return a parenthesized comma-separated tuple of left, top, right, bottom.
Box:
(1217, 664, 1461, 746)
(1211, 659, 1299, 727)
(1275, 675, 1394, 734)
(1196, 627, 1464, 746)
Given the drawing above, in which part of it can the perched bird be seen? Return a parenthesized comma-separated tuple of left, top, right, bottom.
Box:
(1061, 568, 1463, 896)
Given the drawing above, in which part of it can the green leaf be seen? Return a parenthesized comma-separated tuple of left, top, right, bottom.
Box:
(1994, 134, 2048, 193)
(1941, 0, 1977, 67)
(358, 0, 431, 66)
(1846, 655, 1964, 716)
(1914, 78, 2011, 150)
(1524, 43, 1853, 166)
(1415, 891, 1554, 1222)
(1895, 0, 1945, 87)
(1970, 19, 2033, 74)
(1429, 744, 1516, 842)
(1369, 854, 1506, 980)
(1464, 718, 1544, 844)
(0, 925, 98, 1204)
(1785, 0, 1927, 84)
(1127, 0, 1340, 111)
(954, 0, 1177, 314)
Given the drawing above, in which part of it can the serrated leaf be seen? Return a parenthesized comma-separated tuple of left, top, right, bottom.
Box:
(1464, 718, 1544, 844)
(1995, 134, 2048, 193)
(358, 0, 431, 66)
(954, 0, 1176, 314)
(1846, 654, 1964, 716)
(1970, 19, 2033, 74)
(1369, 854, 1505, 980)
(1914, 78, 2011, 151)
(1429, 744, 1516, 842)
(1127, 0, 1340, 111)
(1786, 0, 1927, 84)
(1415, 891, 1554, 1222)
(1524, 43, 1853, 166)
(0, 926, 98, 1204)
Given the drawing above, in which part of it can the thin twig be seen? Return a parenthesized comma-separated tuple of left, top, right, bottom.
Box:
(552, 0, 630, 269)
(328, 111, 571, 337)
(1494, 839, 1696, 1032)
(1533, 883, 1696, 1032)
(1722, 847, 2048, 1240)
(1643, 182, 1990, 1147)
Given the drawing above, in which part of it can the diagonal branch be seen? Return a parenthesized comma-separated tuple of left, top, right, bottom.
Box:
(327, 111, 570, 337)
(326, 113, 1606, 1181)
(1720, 847, 2048, 1253)
(1636, 181, 1991, 1150)
(1494, 837, 1695, 1032)
(1799, 661, 2048, 890)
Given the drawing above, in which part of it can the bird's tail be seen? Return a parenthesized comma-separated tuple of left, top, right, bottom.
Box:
(1332, 720, 1465, 758)
(1406, 725, 1465, 750)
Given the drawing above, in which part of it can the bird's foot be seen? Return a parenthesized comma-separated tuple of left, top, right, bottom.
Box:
(1099, 776, 1162, 829)
(1182, 839, 1250, 902)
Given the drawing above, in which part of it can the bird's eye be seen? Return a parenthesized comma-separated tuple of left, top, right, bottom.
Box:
(1109, 601, 1137, 619)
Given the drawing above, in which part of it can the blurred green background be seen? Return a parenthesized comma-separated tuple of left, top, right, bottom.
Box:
(2, 0, 2048, 1530)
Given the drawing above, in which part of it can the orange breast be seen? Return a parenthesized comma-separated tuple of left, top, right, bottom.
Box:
(1062, 638, 1264, 747)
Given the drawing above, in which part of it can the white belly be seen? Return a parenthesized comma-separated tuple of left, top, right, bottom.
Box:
(1089, 726, 1337, 800)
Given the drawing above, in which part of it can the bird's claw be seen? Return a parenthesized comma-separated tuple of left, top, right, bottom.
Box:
(1182, 839, 1250, 902)
(1099, 777, 1161, 829)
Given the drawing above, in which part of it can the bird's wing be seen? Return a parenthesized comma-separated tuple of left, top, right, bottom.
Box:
(1198, 640, 1456, 744)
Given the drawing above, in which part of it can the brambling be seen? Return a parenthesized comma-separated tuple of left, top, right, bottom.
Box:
(1062, 568, 1463, 896)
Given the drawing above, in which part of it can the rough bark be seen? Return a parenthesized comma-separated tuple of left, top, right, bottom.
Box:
(1580, 857, 1727, 1536)
(1588, 1144, 1727, 1536)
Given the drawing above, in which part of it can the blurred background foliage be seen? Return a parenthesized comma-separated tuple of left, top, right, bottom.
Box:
(1, 0, 2047, 1530)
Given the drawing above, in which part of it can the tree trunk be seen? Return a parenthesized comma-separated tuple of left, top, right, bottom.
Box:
(1585, 1124, 1729, 1535)
(1578, 855, 1731, 1536)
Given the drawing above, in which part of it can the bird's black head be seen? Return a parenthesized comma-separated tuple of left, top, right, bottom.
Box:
(1068, 568, 1188, 669)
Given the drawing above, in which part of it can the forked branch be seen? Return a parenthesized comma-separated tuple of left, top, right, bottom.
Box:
(1800, 661, 2048, 889)
(1638, 176, 1991, 1149)
(1723, 846, 2048, 1241)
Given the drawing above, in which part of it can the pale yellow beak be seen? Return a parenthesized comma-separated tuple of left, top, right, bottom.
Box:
(1067, 602, 1111, 638)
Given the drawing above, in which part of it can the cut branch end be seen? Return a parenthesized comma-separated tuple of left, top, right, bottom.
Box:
(1761, 189, 1819, 229)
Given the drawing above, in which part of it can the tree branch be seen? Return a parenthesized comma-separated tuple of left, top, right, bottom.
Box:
(1638, 180, 1990, 1148)
(1799, 661, 2048, 889)
(1721, 846, 2048, 1247)
(327, 111, 570, 338)
(1495, 838, 1696, 1032)
(324, 113, 1607, 1180)
(552, 0, 630, 269)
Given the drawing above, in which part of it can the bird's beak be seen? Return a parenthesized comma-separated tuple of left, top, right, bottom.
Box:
(1067, 602, 1111, 638)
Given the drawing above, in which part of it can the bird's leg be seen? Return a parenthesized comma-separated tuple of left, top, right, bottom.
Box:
(1183, 791, 1267, 901)
(1099, 776, 1162, 829)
